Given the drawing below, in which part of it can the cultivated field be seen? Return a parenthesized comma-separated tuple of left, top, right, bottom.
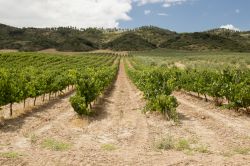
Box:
(0, 50, 250, 166)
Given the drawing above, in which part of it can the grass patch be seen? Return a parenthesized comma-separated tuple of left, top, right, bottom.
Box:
(183, 150, 194, 156)
(154, 136, 175, 150)
(0, 151, 22, 158)
(41, 138, 71, 151)
(189, 136, 199, 144)
(175, 139, 190, 151)
(101, 144, 117, 151)
(30, 134, 38, 144)
(154, 136, 211, 155)
(194, 145, 210, 153)
(234, 147, 250, 155)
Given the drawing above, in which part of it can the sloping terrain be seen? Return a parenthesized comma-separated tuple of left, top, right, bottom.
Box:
(1, 23, 250, 52)
(134, 26, 178, 47)
(159, 32, 250, 51)
(104, 33, 157, 51)
(0, 24, 99, 51)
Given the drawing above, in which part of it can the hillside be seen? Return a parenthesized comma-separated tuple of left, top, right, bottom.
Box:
(207, 28, 250, 45)
(159, 32, 250, 51)
(104, 33, 157, 51)
(134, 26, 178, 46)
(0, 23, 250, 52)
(0, 24, 99, 51)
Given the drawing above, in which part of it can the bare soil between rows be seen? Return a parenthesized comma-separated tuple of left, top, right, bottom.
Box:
(0, 60, 249, 166)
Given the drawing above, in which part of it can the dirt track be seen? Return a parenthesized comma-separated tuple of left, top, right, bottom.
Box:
(0, 60, 250, 166)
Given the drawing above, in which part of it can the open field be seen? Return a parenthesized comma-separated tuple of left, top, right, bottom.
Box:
(0, 50, 250, 165)
(132, 49, 250, 69)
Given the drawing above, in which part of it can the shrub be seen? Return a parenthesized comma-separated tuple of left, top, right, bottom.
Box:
(147, 95, 179, 121)
(70, 95, 90, 116)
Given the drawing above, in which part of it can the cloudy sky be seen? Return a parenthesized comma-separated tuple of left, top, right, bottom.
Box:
(0, 0, 249, 32)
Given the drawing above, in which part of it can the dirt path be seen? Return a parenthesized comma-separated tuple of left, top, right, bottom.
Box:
(0, 59, 150, 165)
(173, 91, 250, 162)
(1, 60, 250, 166)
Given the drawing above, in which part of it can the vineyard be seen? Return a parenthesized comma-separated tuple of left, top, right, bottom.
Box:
(127, 52, 250, 117)
(0, 50, 250, 165)
(0, 52, 118, 117)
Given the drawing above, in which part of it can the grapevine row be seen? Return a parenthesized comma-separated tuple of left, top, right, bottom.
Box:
(126, 62, 179, 121)
(173, 68, 250, 111)
(130, 57, 250, 112)
(0, 52, 118, 116)
(70, 65, 119, 115)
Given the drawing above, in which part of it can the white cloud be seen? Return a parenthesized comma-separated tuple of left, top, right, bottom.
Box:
(134, 0, 188, 7)
(235, 9, 240, 14)
(0, 0, 132, 28)
(144, 10, 151, 15)
(157, 13, 168, 16)
(220, 24, 240, 31)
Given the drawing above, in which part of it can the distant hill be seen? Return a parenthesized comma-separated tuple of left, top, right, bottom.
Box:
(133, 26, 177, 47)
(159, 32, 250, 51)
(0, 24, 98, 51)
(0, 23, 250, 52)
(104, 33, 157, 51)
(206, 28, 250, 46)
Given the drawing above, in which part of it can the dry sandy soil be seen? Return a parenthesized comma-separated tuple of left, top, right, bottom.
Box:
(0, 60, 250, 166)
